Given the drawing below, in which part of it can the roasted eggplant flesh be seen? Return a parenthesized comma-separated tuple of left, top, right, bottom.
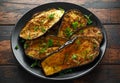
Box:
(72, 26, 103, 43)
(19, 8, 104, 76)
(20, 8, 65, 40)
(41, 37, 100, 76)
(24, 36, 67, 60)
(58, 9, 87, 39)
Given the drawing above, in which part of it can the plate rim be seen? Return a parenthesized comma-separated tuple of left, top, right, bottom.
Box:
(11, 2, 107, 80)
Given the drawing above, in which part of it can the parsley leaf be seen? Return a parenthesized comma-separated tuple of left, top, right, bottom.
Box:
(49, 13, 55, 19)
(15, 45, 19, 50)
(39, 47, 46, 54)
(40, 27, 46, 33)
(72, 21, 78, 29)
(84, 14, 92, 25)
(47, 39, 53, 47)
(72, 54, 78, 59)
(30, 60, 39, 68)
(24, 43, 29, 49)
(34, 26, 39, 31)
(64, 27, 73, 38)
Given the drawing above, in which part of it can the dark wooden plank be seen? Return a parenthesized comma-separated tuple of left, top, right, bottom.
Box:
(0, 65, 120, 83)
(0, 25, 120, 65)
(0, 0, 120, 24)
(0, 66, 73, 83)
(74, 65, 120, 83)
(0, 40, 17, 65)
(1, 0, 119, 7)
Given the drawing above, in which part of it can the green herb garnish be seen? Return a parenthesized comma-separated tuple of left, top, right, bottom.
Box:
(72, 21, 78, 29)
(47, 39, 53, 47)
(84, 14, 92, 25)
(93, 44, 97, 49)
(24, 43, 29, 49)
(72, 54, 78, 59)
(58, 7, 64, 13)
(40, 27, 46, 33)
(80, 23, 84, 27)
(59, 69, 73, 76)
(30, 60, 39, 68)
(64, 27, 73, 38)
(15, 45, 19, 50)
(89, 54, 94, 60)
(39, 47, 46, 54)
(58, 7, 64, 11)
(49, 13, 55, 19)
(27, 33, 31, 39)
(34, 26, 39, 31)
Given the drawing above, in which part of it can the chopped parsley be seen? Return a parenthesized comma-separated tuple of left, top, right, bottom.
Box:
(24, 43, 29, 49)
(72, 54, 78, 59)
(47, 39, 53, 47)
(27, 33, 31, 39)
(93, 44, 97, 49)
(34, 26, 39, 31)
(39, 47, 46, 54)
(89, 54, 94, 60)
(40, 27, 46, 33)
(59, 69, 73, 76)
(58, 7, 64, 11)
(84, 14, 92, 25)
(49, 13, 55, 19)
(64, 27, 73, 38)
(80, 23, 84, 27)
(15, 45, 19, 50)
(30, 60, 39, 68)
(72, 21, 78, 29)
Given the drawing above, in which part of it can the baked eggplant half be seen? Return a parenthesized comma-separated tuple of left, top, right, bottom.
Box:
(41, 37, 100, 76)
(24, 35, 67, 60)
(72, 26, 103, 43)
(20, 8, 65, 40)
(58, 9, 87, 39)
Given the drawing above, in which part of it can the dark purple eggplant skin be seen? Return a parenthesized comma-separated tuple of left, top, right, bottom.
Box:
(58, 9, 87, 39)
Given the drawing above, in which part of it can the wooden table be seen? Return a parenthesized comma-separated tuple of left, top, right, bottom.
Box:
(0, 0, 120, 83)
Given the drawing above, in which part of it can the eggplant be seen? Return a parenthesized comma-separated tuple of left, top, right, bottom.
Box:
(71, 26, 103, 44)
(24, 35, 67, 60)
(41, 37, 100, 76)
(20, 8, 65, 40)
(58, 9, 87, 39)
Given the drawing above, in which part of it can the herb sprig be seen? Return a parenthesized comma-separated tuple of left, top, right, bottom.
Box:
(30, 60, 39, 68)
(84, 14, 93, 25)
(64, 27, 73, 38)
(49, 13, 55, 19)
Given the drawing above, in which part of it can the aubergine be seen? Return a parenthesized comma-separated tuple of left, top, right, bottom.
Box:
(20, 8, 65, 40)
(41, 37, 100, 76)
(24, 35, 67, 60)
(72, 26, 103, 43)
(58, 9, 87, 39)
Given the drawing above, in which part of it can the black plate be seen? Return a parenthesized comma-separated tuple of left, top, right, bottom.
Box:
(11, 2, 107, 80)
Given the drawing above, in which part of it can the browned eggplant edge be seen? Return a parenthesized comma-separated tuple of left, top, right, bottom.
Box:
(40, 37, 100, 76)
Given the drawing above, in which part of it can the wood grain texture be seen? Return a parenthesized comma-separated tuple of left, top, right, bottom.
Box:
(0, 25, 120, 65)
(0, 0, 120, 24)
(0, 65, 120, 83)
(0, 0, 120, 83)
